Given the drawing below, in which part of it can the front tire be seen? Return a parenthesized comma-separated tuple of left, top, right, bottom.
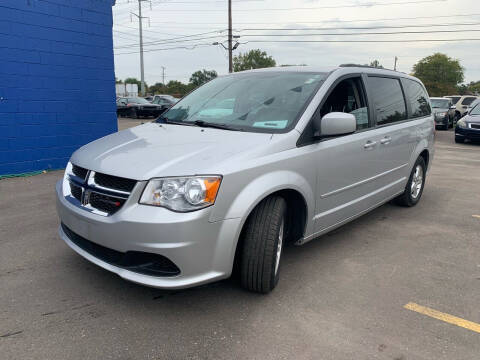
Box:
(240, 196, 287, 294)
(395, 157, 426, 207)
(129, 108, 138, 119)
(455, 136, 464, 144)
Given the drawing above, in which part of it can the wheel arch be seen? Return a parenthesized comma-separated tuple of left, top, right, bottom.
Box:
(214, 170, 314, 275)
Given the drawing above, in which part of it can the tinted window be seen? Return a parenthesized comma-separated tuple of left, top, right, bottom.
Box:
(462, 97, 477, 105)
(369, 77, 407, 125)
(320, 77, 369, 130)
(403, 79, 431, 118)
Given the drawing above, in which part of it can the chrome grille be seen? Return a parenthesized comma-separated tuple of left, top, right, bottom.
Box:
(65, 164, 137, 216)
(470, 123, 480, 129)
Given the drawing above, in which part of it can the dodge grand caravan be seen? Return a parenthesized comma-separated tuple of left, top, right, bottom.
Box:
(56, 66, 434, 293)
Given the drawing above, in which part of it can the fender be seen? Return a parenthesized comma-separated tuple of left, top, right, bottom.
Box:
(209, 170, 315, 274)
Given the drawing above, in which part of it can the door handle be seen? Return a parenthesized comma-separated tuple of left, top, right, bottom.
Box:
(380, 136, 392, 145)
(363, 140, 377, 149)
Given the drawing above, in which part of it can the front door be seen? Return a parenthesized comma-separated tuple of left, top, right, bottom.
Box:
(312, 75, 385, 234)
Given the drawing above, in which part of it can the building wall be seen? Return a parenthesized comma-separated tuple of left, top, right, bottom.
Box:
(0, 0, 117, 176)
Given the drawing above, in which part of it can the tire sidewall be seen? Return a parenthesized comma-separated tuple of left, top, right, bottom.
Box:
(406, 157, 426, 206)
(270, 205, 287, 289)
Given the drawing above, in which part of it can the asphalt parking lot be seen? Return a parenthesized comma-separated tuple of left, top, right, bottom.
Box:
(1, 123, 479, 360)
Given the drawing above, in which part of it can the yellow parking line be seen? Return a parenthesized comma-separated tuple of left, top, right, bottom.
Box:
(404, 302, 480, 334)
(472, 215, 480, 219)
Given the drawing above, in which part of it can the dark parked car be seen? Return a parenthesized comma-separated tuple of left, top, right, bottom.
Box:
(430, 97, 455, 130)
(152, 95, 178, 107)
(116, 97, 166, 118)
(455, 102, 480, 143)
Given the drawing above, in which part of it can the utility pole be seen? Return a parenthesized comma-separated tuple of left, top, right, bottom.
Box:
(131, 0, 150, 96)
(228, 0, 233, 73)
(161, 66, 166, 85)
(394, 56, 398, 71)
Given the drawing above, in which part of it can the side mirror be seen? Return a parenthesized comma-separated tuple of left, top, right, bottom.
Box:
(450, 105, 456, 110)
(314, 112, 356, 138)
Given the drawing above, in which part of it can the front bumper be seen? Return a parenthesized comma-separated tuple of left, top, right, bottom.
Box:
(434, 115, 448, 126)
(455, 126, 480, 140)
(56, 180, 242, 289)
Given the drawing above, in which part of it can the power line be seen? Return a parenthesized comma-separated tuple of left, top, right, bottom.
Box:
(113, 22, 480, 49)
(239, 29, 480, 37)
(128, 0, 447, 12)
(142, 12, 480, 26)
(243, 38, 480, 44)
(239, 22, 480, 32)
(115, 34, 225, 50)
(114, 30, 227, 49)
(115, 42, 214, 55)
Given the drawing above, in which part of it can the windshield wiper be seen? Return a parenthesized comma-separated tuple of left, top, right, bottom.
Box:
(157, 117, 194, 126)
(192, 120, 242, 131)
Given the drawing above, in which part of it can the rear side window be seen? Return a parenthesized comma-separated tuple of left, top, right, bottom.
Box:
(462, 97, 477, 105)
(369, 77, 407, 126)
(403, 79, 431, 118)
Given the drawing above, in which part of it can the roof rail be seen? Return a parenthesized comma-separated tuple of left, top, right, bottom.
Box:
(339, 63, 384, 69)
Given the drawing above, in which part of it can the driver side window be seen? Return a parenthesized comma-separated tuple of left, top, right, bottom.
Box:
(320, 77, 369, 130)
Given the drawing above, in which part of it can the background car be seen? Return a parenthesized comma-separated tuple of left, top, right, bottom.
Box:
(116, 97, 166, 118)
(455, 102, 480, 143)
(152, 94, 179, 106)
(430, 97, 455, 129)
(465, 98, 480, 115)
(444, 95, 461, 106)
(451, 95, 478, 121)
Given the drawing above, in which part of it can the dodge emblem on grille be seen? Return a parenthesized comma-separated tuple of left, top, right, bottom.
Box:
(81, 189, 91, 206)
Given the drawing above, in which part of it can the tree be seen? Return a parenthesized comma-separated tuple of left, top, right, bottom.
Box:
(466, 81, 480, 95)
(412, 53, 464, 96)
(165, 80, 191, 97)
(115, 77, 123, 84)
(189, 69, 217, 88)
(369, 60, 383, 69)
(233, 49, 276, 72)
(149, 82, 166, 94)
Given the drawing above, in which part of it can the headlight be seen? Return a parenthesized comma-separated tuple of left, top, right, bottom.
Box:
(436, 112, 446, 117)
(457, 119, 467, 128)
(139, 176, 222, 212)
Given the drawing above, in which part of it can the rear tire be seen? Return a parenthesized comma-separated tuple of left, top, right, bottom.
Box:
(240, 196, 287, 294)
(129, 108, 138, 119)
(395, 157, 426, 207)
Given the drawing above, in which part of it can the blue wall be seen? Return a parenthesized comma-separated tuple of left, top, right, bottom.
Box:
(0, 0, 117, 176)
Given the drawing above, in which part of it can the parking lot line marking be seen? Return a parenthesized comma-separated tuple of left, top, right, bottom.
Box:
(472, 215, 480, 219)
(404, 302, 480, 334)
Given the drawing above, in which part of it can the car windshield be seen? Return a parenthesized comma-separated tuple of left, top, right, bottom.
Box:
(470, 103, 480, 115)
(446, 96, 461, 104)
(161, 72, 327, 132)
(430, 99, 449, 108)
(128, 97, 150, 104)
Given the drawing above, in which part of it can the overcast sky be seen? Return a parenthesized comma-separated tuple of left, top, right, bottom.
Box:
(112, 0, 480, 86)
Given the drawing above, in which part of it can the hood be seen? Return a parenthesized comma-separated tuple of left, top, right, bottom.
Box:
(464, 114, 480, 123)
(71, 123, 274, 180)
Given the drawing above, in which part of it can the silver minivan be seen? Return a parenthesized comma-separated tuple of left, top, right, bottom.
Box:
(56, 66, 434, 293)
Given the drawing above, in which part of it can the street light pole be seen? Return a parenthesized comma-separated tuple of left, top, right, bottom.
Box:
(228, 0, 233, 73)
